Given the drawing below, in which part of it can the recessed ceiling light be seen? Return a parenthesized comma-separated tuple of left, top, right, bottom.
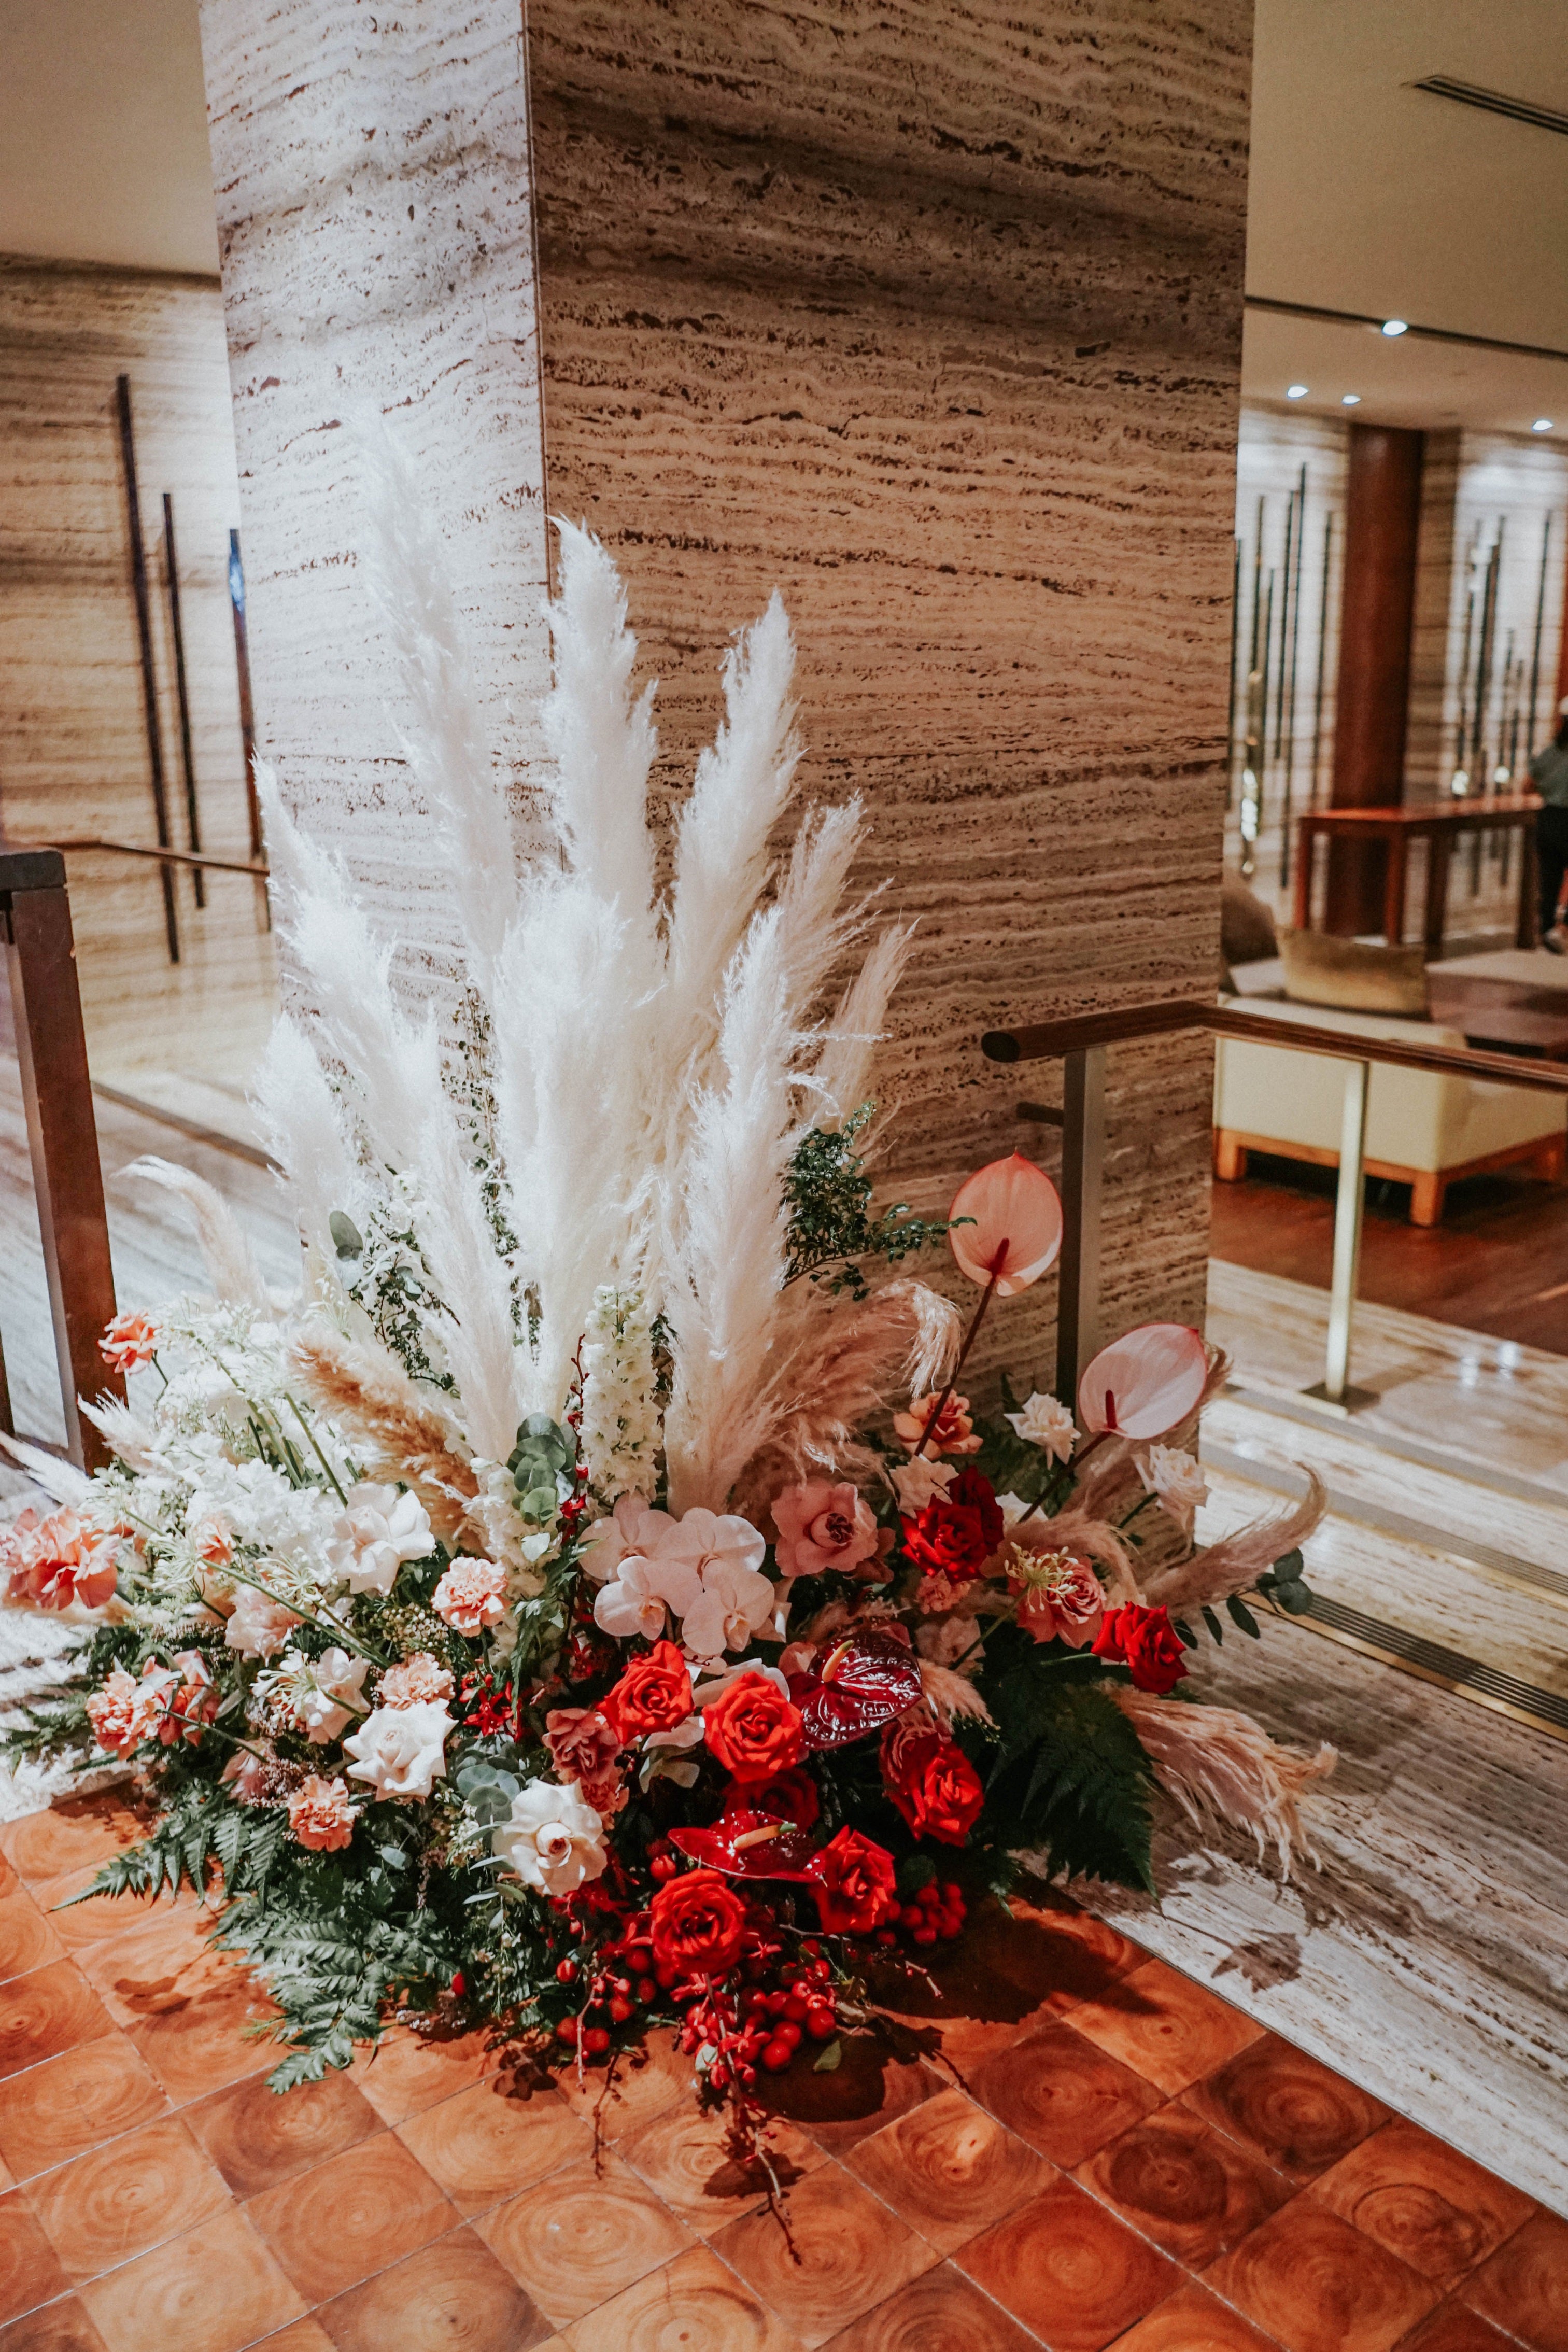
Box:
(1382, 319, 1409, 337)
(1342, 394, 1361, 406)
(1533, 418, 1555, 432)
(1286, 384, 1309, 399)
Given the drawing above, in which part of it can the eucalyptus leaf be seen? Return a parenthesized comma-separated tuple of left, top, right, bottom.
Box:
(1201, 1605, 1225, 1646)
(1226, 1595, 1261, 1638)
(812, 2037, 843, 2073)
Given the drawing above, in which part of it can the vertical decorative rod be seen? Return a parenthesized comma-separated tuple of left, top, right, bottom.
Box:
(162, 492, 205, 908)
(1310, 512, 1334, 811)
(114, 375, 179, 962)
(228, 530, 271, 929)
(1528, 513, 1551, 757)
(1321, 1059, 1369, 1405)
(1054, 1046, 1106, 1411)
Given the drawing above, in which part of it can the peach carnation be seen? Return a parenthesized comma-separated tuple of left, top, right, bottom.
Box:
(224, 1584, 302, 1660)
(379, 1654, 455, 1709)
(431, 1556, 507, 1637)
(892, 1392, 983, 1457)
(100, 1309, 160, 1375)
(288, 1774, 360, 1853)
(157, 1651, 220, 1746)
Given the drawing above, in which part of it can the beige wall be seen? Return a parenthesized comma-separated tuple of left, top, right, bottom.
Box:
(526, 0, 1252, 1372)
(0, 258, 274, 1098)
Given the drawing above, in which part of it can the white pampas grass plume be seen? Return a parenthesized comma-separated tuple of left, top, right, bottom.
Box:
(1142, 1475, 1326, 1615)
(0, 1434, 91, 1505)
(541, 522, 657, 917)
(1114, 1685, 1335, 1877)
(250, 1017, 358, 1264)
(288, 1325, 478, 1540)
(78, 1398, 162, 1475)
(354, 409, 516, 993)
(811, 922, 914, 1129)
(123, 1158, 266, 1308)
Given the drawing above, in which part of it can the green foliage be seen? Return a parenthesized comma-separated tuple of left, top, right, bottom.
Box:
(982, 1640, 1156, 1893)
(72, 1782, 287, 1908)
(508, 1415, 574, 1518)
(1256, 1546, 1314, 1617)
(783, 1106, 950, 1299)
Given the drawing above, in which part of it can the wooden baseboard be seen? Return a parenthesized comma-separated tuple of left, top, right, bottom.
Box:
(1212, 1127, 1565, 1226)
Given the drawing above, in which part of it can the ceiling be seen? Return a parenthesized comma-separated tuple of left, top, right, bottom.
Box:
(1243, 0, 1568, 434)
(1, 0, 1566, 437)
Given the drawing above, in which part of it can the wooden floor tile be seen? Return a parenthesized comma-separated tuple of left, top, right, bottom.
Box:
(76, 1915, 278, 2106)
(246, 2324, 337, 2352)
(564, 2242, 809, 2352)
(550, 2026, 691, 2143)
(0, 2191, 69, 2325)
(970, 2018, 1162, 2168)
(1110, 2279, 1289, 2350)
(315, 2224, 554, 2352)
(822, 2262, 1041, 2351)
(1395, 2304, 1522, 2351)
(953, 2173, 1177, 2348)
(871, 1888, 1141, 2073)
(1462, 2209, 1568, 2350)
(347, 2024, 498, 2126)
(618, 2096, 825, 2235)
(845, 2085, 1053, 2256)
(245, 2130, 457, 2304)
(0, 1892, 64, 1987)
(1065, 1956, 1265, 2096)
(185, 2065, 381, 2198)
(477, 2148, 694, 2328)
(760, 2040, 943, 2158)
(31, 1874, 197, 1957)
(1073, 2100, 1294, 2269)
(0, 1806, 145, 1892)
(0, 2039, 168, 2182)
(396, 2075, 594, 2217)
(1205, 2201, 1440, 2352)
(76, 2206, 304, 2352)
(0, 1966, 111, 2085)
(22, 2116, 230, 2285)
(1181, 2031, 1391, 2184)
(1310, 2120, 1536, 2287)
(711, 2161, 937, 2349)
(0, 2293, 114, 2350)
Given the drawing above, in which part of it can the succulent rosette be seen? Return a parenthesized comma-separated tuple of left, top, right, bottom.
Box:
(2, 519, 1326, 2170)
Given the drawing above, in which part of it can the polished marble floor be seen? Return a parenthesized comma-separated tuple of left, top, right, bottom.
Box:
(2, 1793, 1566, 2352)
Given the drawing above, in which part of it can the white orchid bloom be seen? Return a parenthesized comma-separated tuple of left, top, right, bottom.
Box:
(681, 1560, 776, 1662)
(326, 1483, 434, 1596)
(577, 1493, 673, 1584)
(592, 1548, 703, 1642)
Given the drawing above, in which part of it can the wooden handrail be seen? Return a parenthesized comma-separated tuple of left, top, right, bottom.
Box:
(46, 836, 269, 879)
(982, 998, 1568, 1096)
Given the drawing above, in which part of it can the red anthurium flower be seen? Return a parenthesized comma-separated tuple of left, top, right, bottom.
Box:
(1077, 1323, 1208, 1441)
(948, 1152, 1063, 1296)
(787, 1630, 925, 1750)
(669, 1810, 818, 1879)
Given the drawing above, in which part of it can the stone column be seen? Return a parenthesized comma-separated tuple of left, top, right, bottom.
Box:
(197, 0, 550, 999)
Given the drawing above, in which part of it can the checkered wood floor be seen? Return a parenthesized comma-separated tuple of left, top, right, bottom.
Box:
(1, 1793, 1564, 2351)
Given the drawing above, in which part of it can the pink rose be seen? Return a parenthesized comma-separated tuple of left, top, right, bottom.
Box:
(431, 1556, 507, 1637)
(771, 1481, 887, 1579)
(379, 1655, 454, 1709)
(544, 1706, 623, 1796)
(288, 1774, 360, 1852)
(1008, 1548, 1105, 1649)
(100, 1310, 159, 1375)
(86, 1668, 153, 1755)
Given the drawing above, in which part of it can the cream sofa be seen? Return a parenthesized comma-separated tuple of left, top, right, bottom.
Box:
(1212, 997, 1566, 1226)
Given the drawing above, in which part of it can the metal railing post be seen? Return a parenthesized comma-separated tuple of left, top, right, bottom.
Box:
(1302, 1057, 1375, 1412)
(1055, 1045, 1106, 1408)
(3, 849, 124, 1468)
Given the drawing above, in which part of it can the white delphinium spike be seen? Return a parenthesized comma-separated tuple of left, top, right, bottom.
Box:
(354, 410, 517, 995)
(123, 1159, 267, 1308)
(541, 522, 658, 919)
(579, 1287, 659, 1497)
(251, 1017, 360, 1264)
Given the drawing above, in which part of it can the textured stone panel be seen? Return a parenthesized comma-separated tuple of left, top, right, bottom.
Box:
(526, 0, 1251, 1366)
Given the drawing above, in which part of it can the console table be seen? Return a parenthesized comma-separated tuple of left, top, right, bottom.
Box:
(1293, 796, 1542, 953)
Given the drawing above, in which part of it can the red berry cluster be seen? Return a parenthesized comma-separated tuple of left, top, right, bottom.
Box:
(684, 1947, 838, 2088)
(868, 1879, 968, 1950)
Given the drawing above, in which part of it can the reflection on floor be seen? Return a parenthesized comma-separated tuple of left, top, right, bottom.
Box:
(3, 1792, 1566, 2352)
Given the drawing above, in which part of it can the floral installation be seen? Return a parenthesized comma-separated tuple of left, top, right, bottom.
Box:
(3, 441, 1329, 2175)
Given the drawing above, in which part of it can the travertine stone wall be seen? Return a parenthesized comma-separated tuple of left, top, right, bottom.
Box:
(0, 258, 274, 1089)
(526, 0, 1251, 1371)
(197, 0, 552, 1001)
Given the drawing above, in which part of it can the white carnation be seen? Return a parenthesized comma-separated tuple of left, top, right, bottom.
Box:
(342, 1700, 452, 1800)
(492, 1779, 608, 1896)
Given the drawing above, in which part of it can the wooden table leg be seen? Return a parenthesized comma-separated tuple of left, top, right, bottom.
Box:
(1383, 829, 1409, 946)
(1292, 823, 1313, 929)
(3, 851, 124, 1468)
(1423, 832, 1452, 956)
(1518, 820, 1540, 949)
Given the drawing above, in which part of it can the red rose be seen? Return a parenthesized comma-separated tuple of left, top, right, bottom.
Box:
(1093, 1603, 1188, 1696)
(880, 1725, 984, 1846)
(899, 1497, 993, 1580)
(702, 1672, 806, 1784)
(804, 1827, 899, 1935)
(727, 1765, 820, 1830)
(649, 1868, 747, 1976)
(602, 1640, 693, 1740)
(945, 1469, 1005, 1556)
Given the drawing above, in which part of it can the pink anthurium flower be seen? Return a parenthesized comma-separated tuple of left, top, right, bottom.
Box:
(948, 1152, 1063, 1297)
(1077, 1323, 1208, 1441)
